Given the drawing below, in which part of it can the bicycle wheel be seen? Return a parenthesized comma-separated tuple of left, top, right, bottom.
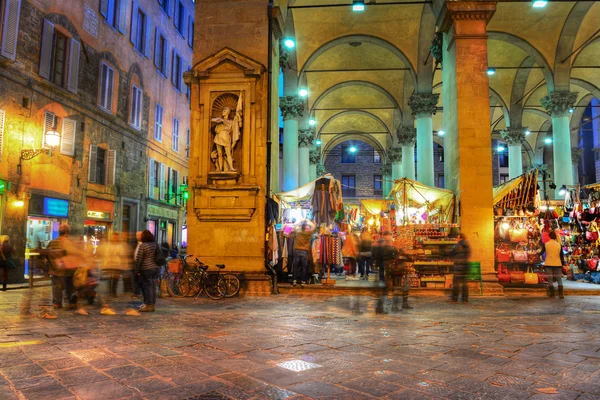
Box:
(166, 273, 189, 298)
(204, 273, 226, 300)
(185, 273, 202, 297)
(221, 273, 240, 298)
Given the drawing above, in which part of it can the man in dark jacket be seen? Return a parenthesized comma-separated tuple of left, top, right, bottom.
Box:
(450, 232, 472, 303)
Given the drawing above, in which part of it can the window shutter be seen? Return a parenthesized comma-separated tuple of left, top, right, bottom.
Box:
(167, 166, 172, 202)
(163, 39, 170, 78)
(187, 16, 193, 48)
(67, 38, 80, 94)
(144, 14, 152, 58)
(99, 63, 107, 108)
(39, 19, 54, 79)
(181, 7, 186, 38)
(99, 0, 109, 18)
(130, 0, 139, 46)
(1, 0, 22, 61)
(173, 170, 179, 205)
(88, 144, 98, 183)
(106, 150, 116, 186)
(106, 67, 114, 111)
(170, 50, 175, 86)
(106, 0, 116, 25)
(118, 0, 128, 34)
(167, 0, 174, 18)
(153, 28, 160, 67)
(60, 118, 76, 156)
(42, 111, 55, 148)
(159, 163, 165, 201)
(180, 61, 185, 93)
(0, 109, 5, 162)
(148, 158, 155, 199)
(173, 1, 179, 29)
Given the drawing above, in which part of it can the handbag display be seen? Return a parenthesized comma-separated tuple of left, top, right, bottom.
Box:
(524, 266, 539, 285)
(536, 268, 548, 284)
(495, 243, 512, 263)
(586, 257, 598, 271)
(497, 263, 511, 284)
(527, 245, 542, 264)
(585, 222, 598, 242)
(510, 267, 525, 283)
(509, 226, 528, 243)
(512, 244, 528, 263)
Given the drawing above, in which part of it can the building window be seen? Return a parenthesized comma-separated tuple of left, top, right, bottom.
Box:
(130, 85, 142, 129)
(100, 0, 127, 33)
(373, 151, 381, 163)
(174, 1, 186, 36)
(169, 168, 179, 204)
(0, 0, 22, 61)
(342, 175, 356, 197)
(153, 161, 160, 188)
(130, 2, 151, 58)
(374, 174, 383, 196)
(499, 173, 509, 184)
(154, 28, 169, 77)
(172, 118, 179, 151)
(88, 145, 116, 186)
(99, 62, 115, 112)
(39, 19, 80, 93)
(499, 152, 509, 168)
(159, 0, 171, 16)
(438, 147, 444, 162)
(134, 8, 146, 53)
(438, 174, 445, 188)
(148, 158, 166, 200)
(341, 145, 355, 164)
(185, 128, 190, 159)
(154, 103, 163, 142)
(171, 50, 182, 91)
(187, 16, 194, 48)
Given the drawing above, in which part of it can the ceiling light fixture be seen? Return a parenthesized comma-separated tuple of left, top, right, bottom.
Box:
(438, 130, 445, 136)
(283, 38, 295, 49)
(315, 139, 322, 146)
(544, 137, 553, 144)
(299, 88, 308, 97)
(349, 146, 357, 153)
(309, 119, 316, 126)
(525, 129, 531, 136)
(532, 0, 548, 8)
(497, 146, 505, 152)
(569, 108, 574, 114)
(352, 0, 365, 12)
(487, 68, 496, 76)
(558, 185, 567, 196)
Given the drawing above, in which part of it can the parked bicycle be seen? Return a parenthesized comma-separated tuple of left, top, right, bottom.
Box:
(170, 255, 240, 299)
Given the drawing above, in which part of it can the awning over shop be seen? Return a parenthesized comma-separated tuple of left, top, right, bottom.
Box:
(273, 174, 337, 207)
(492, 170, 538, 209)
(360, 199, 392, 216)
(493, 176, 523, 205)
(388, 178, 455, 223)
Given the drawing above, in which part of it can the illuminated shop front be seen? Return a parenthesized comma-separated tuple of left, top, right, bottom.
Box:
(147, 204, 179, 248)
(84, 197, 114, 254)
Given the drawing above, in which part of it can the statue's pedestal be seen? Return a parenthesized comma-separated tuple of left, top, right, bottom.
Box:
(208, 171, 240, 186)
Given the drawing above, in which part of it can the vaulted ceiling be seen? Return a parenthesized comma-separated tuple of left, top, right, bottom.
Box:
(279, 0, 600, 166)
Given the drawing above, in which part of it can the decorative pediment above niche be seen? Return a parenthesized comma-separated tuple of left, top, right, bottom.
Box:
(192, 47, 266, 79)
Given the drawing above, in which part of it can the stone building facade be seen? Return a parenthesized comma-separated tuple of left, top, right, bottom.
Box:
(0, 0, 193, 283)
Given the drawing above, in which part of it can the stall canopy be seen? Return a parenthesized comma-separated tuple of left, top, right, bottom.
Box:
(273, 174, 337, 208)
(493, 169, 538, 208)
(388, 178, 455, 223)
(361, 200, 393, 216)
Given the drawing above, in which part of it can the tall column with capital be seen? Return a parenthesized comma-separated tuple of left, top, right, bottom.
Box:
(381, 162, 392, 199)
(440, 2, 497, 291)
(397, 126, 416, 180)
(541, 92, 578, 190)
(500, 127, 526, 179)
(388, 147, 403, 183)
(280, 96, 304, 191)
(298, 129, 314, 186)
(409, 94, 439, 186)
(309, 149, 320, 182)
(572, 148, 582, 184)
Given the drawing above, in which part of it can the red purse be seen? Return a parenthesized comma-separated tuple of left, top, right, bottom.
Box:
(497, 263, 511, 284)
(586, 257, 598, 271)
(510, 267, 525, 283)
(495, 243, 511, 263)
(536, 268, 548, 284)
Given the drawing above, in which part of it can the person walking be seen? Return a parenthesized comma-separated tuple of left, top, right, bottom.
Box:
(0, 235, 16, 291)
(450, 232, 471, 303)
(358, 227, 372, 280)
(372, 234, 384, 283)
(131, 231, 143, 298)
(134, 230, 162, 312)
(341, 229, 359, 279)
(543, 230, 565, 299)
(103, 233, 132, 298)
(292, 221, 316, 287)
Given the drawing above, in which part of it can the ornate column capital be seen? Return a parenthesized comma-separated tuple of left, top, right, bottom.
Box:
(381, 162, 392, 176)
(279, 41, 291, 70)
(396, 126, 416, 146)
(387, 147, 402, 163)
(529, 163, 548, 173)
(298, 129, 314, 148)
(409, 93, 440, 118)
(309, 149, 320, 165)
(541, 92, 578, 117)
(279, 96, 305, 120)
(316, 163, 325, 177)
(500, 127, 526, 146)
(439, 1, 496, 32)
(572, 148, 583, 165)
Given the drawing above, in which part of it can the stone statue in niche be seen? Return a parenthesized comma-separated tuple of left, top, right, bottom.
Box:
(211, 92, 243, 172)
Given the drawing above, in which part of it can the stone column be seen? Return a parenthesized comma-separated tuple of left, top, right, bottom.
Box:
(541, 92, 578, 190)
(309, 149, 320, 181)
(388, 147, 403, 183)
(298, 128, 314, 186)
(409, 94, 439, 186)
(279, 96, 304, 191)
(572, 148, 582, 185)
(397, 126, 416, 180)
(500, 127, 526, 180)
(381, 162, 392, 199)
(440, 1, 498, 293)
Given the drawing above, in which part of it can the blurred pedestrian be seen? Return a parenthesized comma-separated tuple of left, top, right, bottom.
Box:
(131, 231, 143, 298)
(372, 233, 384, 282)
(450, 232, 471, 303)
(45, 224, 88, 314)
(134, 230, 161, 312)
(342, 229, 358, 279)
(292, 221, 316, 287)
(0, 234, 16, 291)
(103, 233, 133, 298)
(358, 227, 372, 280)
(543, 230, 565, 299)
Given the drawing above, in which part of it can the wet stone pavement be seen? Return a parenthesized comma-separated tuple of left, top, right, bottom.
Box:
(1, 289, 600, 400)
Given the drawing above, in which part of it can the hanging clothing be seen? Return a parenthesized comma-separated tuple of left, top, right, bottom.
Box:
(267, 198, 279, 224)
(312, 188, 334, 226)
(269, 225, 279, 265)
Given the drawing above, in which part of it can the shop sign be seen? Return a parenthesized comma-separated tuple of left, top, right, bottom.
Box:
(86, 211, 112, 220)
(147, 204, 178, 220)
(29, 194, 69, 218)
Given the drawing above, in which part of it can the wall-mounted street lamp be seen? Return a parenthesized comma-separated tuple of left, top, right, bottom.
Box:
(20, 124, 60, 161)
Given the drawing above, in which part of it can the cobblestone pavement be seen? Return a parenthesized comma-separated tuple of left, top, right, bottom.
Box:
(1, 288, 600, 400)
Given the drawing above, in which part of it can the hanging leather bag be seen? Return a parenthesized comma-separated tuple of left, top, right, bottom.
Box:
(497, 263, 511, 284)
(586, 256, 599, 271)
(510, 266, 525, 283)
(495, 243, 512, 263)
(524, 266, 539, 285)
(527, 244, 542, 264)
(512, 244, 528, 263)
(536, 267, 548, 284)
(586, 222, 599, 242)
(509, 224, 528, 243)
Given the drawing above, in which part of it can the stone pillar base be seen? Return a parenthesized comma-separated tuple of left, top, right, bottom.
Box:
(481, 282, 505, 296)
(239, 273, 272, 297)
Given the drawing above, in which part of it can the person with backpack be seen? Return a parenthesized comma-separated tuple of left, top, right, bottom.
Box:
(134, 230, 164, 312)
